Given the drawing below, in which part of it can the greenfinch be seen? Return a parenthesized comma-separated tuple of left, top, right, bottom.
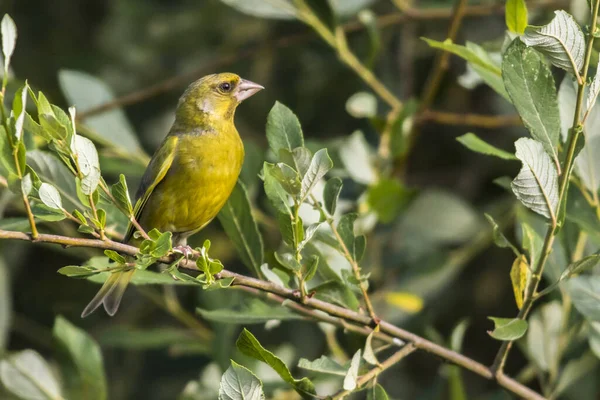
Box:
(82, 73, 264, 317)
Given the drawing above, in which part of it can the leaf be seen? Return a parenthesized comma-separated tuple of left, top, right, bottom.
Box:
(71, 134, 101, 195)
(323, 177, 342, 215)
(566, 276, 600, 321)
(346, 92, 377, 118)
(484, 214, 519, 255)
(38, 182, 63, 210)
(422, 39, 509, 101)
(297, 356, 346, 376)
(554, 353, 599, 396)
(263, 163, 292, 214)
(300, 149, 332, 199)
(27, 150, 80, 210)
(218, 361, 265, 400)
(265, 102, 304, 156)
(0, 349, 63, 400)
(21, 172, 32, 196)
(522, 10, 585, 76)
(236, 329, 316, 398)
(511, 138, 559, 220)
(487, 317, 528, 340)
(339, 130, 376, 185)
(110, 174, 133, 215)
(503, 39, 560, 164)
(97, 327, 204, 351)
(385, 292, 424, 313)
(0, 126, 16, 176)
(312, 281, 360, 311)
(506, 0, 528, 34)
(366, 178, 413, 223)
(53, 316, 107, 400)
(1, 14, 17, 73)
(58, 70, 141, 152)
(363, 331, 378, 365)
(367, 384, 390, 400)
(218, 182, 264, 277)
(337, 213, 366, 262)
(302, 255, 319, 282)
(456, 133, 517, 160)
(586, 63, 600, 114)
(57, 266, 100, 278)
(510, 255, 528, 309)
(323, 177, 342, 216)
(13, 84, 28, 141)
(564, 254, 600, 277)
(526, 301, 562, 372)
(197, 300, 302, 324)
(343, 350, 361, 391)
(220, 0, 297, 20)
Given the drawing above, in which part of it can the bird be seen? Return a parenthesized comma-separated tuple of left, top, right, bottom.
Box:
(81, 72, 264, 317)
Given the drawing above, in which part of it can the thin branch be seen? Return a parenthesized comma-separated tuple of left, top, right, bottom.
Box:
(419, 110, 523, 129)
(0, 228, 545, 400)
(491, 0, 600, 376)
(330, 344, 417, 400)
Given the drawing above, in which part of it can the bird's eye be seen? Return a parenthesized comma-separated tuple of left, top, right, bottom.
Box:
(219, 82, 232, 92)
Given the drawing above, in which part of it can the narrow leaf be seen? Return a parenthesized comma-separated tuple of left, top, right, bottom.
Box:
(343, 350, 361, 391)
(197, 300, 302, 324)
(511, 138, 559, 220)
(110, 174, 133, 215)
(300, 148, 332, 198)
(510, 254, 528, 309)
(457, 133, 516, 160)
(522, 10, 585, 75)
(323, 177, 342, 215)
(503, 39, 560, 164)
(565, 254, 600, 277)
(506, 0, 528, 34)
(484, 213, 519, 255)
(0, 349, 63, 400)
(1, 14, 17, 73)
(297, 356, 346, 377)
(218, 182, 264, 277)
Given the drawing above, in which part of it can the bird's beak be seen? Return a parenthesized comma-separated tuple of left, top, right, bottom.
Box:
(235, 79, 264, 102)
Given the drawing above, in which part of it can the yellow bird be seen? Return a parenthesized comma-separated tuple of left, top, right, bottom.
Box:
(82, 73, 264, 317)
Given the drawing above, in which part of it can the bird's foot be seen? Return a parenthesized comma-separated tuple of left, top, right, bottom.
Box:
(173, 245, 195, 260)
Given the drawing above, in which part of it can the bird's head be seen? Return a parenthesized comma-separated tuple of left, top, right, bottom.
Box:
(175, 73, 264, 126)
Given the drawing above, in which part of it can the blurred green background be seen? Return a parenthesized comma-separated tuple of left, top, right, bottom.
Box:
(2, 0, 597, 399)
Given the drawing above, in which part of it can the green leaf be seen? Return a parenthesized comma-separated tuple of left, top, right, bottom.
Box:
(31, 203, 66, 221)
(151, 231, 172, 258)
(312, 281, 360, 311)
(522, 10, 585, 75)
(104, 250, 126, 264)
(27, 150, 81, 210)
(217, 182, 264, 277)
(343, 349, 361, 390)
(97, 327, 205, 351)
(511, 138, 559, 220)
(219, 360, 265, 400)
(339, 130, 376, 185)
(526, 301, 562, 372)
(57, 265, 100, 278)
(235, 329, 316, 398)
(0, 126, 16, 176)
(503, 39, 560, 164)
(566, 276, 600, 321)
(554, 353, 599, 397)
(197, 299, 302, 324)
(13, 84, 28, 141)
(58, 70, 141, 152)
(0, 349, 63, 400)
(300, 148, 332, 199)
(220, 0, 297, 20)
(265, 101, 304, 156)
(302, 255, 319, 282)
(1, 14, 17, 74)
(297, 355, 346, 377)
(53, 316, 107, 400)
(20, 172, 32, 196)
(367, 384, 390, 400)
(505, 0, 528, 34)
(268, 162, 301, 195)
(422, 39, 509, 101)
(337, 213, 366, 262)
(38, 182, 63, 210)
(346, 92, 377, 118)
(260, 264, 286, 287)
(363, 331, 378, 365)
(366, 178, 413, 223)
(564, 254, 600, 278)
(323, 178, 342, 217)
(456, 133, 517, 160)
(263, 163, 292, 214)
(485, 214, 519, 255)
(71, 134, 101, 195)
(110, 174, 133, 215)
(487, 317, 528, 340)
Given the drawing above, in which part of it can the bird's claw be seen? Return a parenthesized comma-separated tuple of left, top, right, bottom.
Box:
(173, 245, 194, 260)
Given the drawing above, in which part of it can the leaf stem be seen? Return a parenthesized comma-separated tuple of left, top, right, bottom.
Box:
(330, 344, 417, 399)
(491, 0, 600, 376)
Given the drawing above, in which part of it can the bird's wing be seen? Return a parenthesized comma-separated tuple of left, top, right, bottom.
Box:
(124, 135, 179, 243)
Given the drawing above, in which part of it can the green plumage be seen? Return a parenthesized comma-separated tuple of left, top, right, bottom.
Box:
(82, 73, 263, 317)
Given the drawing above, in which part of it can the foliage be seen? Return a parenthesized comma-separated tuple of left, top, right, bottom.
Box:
(2, 0, 600, 399)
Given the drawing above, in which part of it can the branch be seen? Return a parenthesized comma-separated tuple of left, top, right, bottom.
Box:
(330, 343, 417, 400)
(419, 110, 523, 129)
(491, 0, 600, 375)
(0, 228, 545, 400)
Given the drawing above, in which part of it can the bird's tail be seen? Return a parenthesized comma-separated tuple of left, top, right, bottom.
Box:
(81, 268, 135, 318)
